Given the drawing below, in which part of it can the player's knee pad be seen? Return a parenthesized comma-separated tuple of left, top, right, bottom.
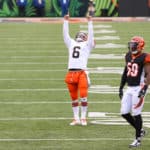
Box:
(80, 97, 88, 106)
(72, 99, 79, 107)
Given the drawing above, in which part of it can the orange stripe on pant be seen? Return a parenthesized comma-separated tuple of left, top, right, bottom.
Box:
(65, 71, 88, 100)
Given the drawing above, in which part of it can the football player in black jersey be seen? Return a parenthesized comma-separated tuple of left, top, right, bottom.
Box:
(119, 36, 150, 147)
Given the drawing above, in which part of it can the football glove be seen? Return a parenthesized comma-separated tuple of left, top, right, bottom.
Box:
(138, 84, 148, 98)
(119, 87, 123, 100)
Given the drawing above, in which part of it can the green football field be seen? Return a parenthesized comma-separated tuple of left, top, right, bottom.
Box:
(0, 19, 150, 150)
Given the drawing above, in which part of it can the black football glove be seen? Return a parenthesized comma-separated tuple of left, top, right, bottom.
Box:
(138, 84, 148, 98)
(119, 88, 123, 100)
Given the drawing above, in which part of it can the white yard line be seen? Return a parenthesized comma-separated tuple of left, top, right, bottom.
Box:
(0, 70, 65, 72)
(94, 36, 120, 40)
(0, 67, 123, 73)
(80, 25, 112, 28)
(89, 54, 124, 59)
(0, 50, 66, 53)
(0, 87, 149, 93)
(0, 89, 67, 91)
(0, 56, 67, 58)
(0, 138, 150, 142)
(0, 62, 67, 65)
(0, 101, 125, 104)
(96, 43, 126, 49)
(0, 117, 72, 121)
(0, 78, 64, 81)
(0, 101, 150, 105)
(0, 62, 122, 65)
(0, 55, 124, 60)
(0, 78, 119, 81)
(0, 101, 72, 104)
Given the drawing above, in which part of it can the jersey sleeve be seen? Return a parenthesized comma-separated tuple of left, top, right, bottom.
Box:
(144, 53, 150, 64)
(63, 20, 72, 48)
(87, 21, 95, 49)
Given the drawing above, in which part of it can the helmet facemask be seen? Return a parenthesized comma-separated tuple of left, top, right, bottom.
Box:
(128, 36, 145, 55)
(128, 42, 139, 55)
(75, 32, 88, 42)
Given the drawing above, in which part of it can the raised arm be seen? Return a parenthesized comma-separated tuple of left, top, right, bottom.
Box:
(87, 16, 95, 49)
(63, 15, 71, 47)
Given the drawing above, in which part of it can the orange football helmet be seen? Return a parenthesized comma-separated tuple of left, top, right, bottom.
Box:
(128, 36, 145, 55)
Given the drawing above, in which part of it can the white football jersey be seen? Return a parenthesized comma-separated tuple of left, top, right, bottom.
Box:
(63, 20, 95, 70)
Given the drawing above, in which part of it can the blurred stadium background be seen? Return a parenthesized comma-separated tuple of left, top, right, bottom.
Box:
(0, 0, 150, 17)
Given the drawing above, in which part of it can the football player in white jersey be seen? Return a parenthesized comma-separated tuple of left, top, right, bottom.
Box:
(63, 14, 95, 126)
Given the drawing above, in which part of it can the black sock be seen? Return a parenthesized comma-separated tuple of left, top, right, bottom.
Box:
(122, 113, 136, 129)
(134, 114, 142, 139)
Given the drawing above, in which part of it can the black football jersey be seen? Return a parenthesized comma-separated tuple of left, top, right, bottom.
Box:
(125, 52, 147, 86)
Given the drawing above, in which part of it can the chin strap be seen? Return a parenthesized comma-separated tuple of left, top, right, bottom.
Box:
(75, 37, 84, 42)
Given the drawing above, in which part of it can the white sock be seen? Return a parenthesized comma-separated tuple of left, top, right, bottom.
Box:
(80, 97, 88, 119)
(72, 106, 80, 120)
(81, 106, 87, 119)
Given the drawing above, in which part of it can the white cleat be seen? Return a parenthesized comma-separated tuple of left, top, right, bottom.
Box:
(69, 119, 80, 126)
(129, 139, 141, 148)
(81, 119, 87, 126)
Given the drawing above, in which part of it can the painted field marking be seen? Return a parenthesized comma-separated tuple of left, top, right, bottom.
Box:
(0, 101, 121, 104)
(0, 62, 67, 65)
(0, 101, 150, 105)
(0, 85, 149, 94)
(89, 112, 150, 128)
(89, 85, 150, 94)
(0, 54, 124, 59)
(0, 50, 67, 53)
(0, 113, 149, 128)
(0, 138, 150, 142)
(0, 77, 119, 81)
(1, 138, 150, 142)
(80, 25, 112, 28)
(0, 56, 67, 58)
(0, 89, 67, 92)
(0, 67, 123, 73)
(0, 62, 123, 65)
(0, 101, 149, 105)
(89, 54, 124, 59)
(94, 36, 120, 40)
(89, 67, 123, 74)
(94, 29, 117, 34)
(0, 69, 66, 72)
(0, 117, 71, 121)
(0, 78, 64, 81)
(95, 43, 126, 49)
(81, 29, 116, 34)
